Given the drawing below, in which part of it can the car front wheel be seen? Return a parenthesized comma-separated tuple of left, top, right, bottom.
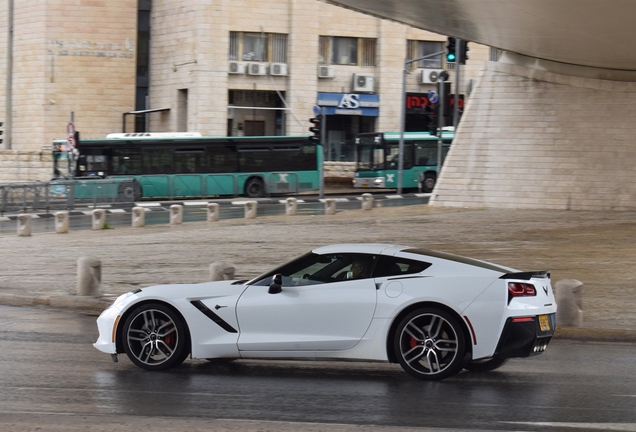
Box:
(122, 303, 189, 371)
(394, 307, 466, 380)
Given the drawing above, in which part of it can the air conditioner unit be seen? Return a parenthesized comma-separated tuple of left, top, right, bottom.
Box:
(318, 65, 335, 79)
(270, 63, 288, 76)
(248, 63, 267, 76)
(352, 73, 374, 92)
(228, 61, 245, 74)
(421, 69, 444, 84)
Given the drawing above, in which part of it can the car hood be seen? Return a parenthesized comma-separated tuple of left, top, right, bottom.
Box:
(110, 280, 248, 311)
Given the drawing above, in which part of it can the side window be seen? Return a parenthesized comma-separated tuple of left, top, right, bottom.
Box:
(373, 256, 431, 277)
(249, 252, 377, 286)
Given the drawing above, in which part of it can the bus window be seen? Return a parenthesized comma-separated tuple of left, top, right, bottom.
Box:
(175, 149, 205, 173)
(386, 143, 413, 169)
(112, 148, 141, 175)
(207, 145, 238, 173)
(415, 142, 438, 166)
(76, 150, 108, 177)
(143, 148, 173, 174)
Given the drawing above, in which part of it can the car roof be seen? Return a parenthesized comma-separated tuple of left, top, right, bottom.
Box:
(312, 244, 517, 273)
(312, 244, 408, 255)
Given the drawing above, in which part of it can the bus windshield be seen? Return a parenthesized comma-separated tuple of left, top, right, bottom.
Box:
(355, 134, 384, 170)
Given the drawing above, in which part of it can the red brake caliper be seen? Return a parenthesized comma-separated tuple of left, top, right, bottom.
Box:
(164, 325, 175, 348)
(410, 337, 417, 349)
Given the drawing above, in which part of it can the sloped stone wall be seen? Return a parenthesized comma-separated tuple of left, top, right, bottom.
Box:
(432, 57, 636, 210)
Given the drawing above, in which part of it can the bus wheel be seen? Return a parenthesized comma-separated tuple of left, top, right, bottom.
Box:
(422, 174, 437, 193)
(245, 178, 265, 198)
(117, 180, 141, 202)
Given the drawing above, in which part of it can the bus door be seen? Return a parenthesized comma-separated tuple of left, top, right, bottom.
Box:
(384, 141, 414, 189)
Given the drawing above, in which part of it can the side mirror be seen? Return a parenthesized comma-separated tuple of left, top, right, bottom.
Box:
(268, 274, 282, 294)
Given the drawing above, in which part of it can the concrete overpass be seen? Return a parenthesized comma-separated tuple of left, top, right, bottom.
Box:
(325, 0, 636, 210)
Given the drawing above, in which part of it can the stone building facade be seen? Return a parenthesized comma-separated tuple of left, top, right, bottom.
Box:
(0, 0, 488, 182)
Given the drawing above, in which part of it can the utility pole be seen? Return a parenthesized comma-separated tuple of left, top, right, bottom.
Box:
(398, 50, 445, 194)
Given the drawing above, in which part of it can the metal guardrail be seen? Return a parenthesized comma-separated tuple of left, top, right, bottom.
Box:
(0, 179, 135, 215)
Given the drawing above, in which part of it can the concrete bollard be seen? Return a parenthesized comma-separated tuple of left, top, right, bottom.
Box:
(170, 204, 183, 225)
(54, 211, 69, 233)
(285, 197, 297, 216)
(361, 193, 374, 211)
(132, 207, 145, 228)
(555, 279, 584, 327)
(77, 256, 101, 296)
(91, 209, 106, 230)
(244, 201, 257, 219)
(324, 199, 336, 215)
(17, 214, 32, 237)
(207, 203, 220, 222)
(209, 262, 236, 281)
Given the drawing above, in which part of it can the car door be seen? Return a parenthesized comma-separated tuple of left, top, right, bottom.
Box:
(236, 279, 377, 352)
(236, 253, 378, 352)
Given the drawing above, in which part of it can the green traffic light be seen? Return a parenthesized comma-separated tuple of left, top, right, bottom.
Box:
(447, 53, 456, 62)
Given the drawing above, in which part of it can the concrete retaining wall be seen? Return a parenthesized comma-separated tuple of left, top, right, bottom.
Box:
(431, 54, 636, 210)
(0, 151, 52, 183)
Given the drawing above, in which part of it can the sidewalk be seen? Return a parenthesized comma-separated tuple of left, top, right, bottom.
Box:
(1, 203, 635, 342)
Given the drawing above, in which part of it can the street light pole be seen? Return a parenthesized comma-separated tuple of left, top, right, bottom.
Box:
(398, 50, 445, 194)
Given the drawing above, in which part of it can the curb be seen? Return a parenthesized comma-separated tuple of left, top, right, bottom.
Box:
(1, 191, 430, 220)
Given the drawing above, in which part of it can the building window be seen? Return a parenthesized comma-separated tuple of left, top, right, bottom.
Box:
(407, 40, 444, 69)
(319, 36, 376, 66)
(229, 32, 287, 63)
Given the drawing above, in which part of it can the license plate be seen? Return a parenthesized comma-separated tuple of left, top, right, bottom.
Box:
(539, 314, 551, 332)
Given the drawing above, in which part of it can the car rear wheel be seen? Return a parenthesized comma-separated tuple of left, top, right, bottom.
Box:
(464, 355, 510, 372)
(122, 303, 189, 371)
(394, 307, 466, 380)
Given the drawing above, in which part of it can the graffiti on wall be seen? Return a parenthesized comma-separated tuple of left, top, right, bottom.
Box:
(47, 39, 134, 59)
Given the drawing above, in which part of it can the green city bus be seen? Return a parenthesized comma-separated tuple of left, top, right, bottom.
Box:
(52, 133, 321, 200)
(352, 130, 453, 193)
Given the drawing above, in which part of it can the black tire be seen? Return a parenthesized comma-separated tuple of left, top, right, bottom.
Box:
(117, 180, 141, 202)
(422, 174, 436, 193)
(464, 355, 510, 372)
(122, 303, 190, 371)
(244, 177, 265, 198)
(393, 307, 466, 380)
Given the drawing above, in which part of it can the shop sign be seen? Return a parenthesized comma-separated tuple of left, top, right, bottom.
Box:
(317, 92, 379, 116)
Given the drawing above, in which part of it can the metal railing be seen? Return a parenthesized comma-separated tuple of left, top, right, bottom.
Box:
(0, 179, 135, 215)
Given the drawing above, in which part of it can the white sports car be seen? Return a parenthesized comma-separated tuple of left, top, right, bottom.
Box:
(94, 244, 557, 380)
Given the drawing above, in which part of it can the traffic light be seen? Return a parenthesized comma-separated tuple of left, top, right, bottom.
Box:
(0, 122, 3, 145)
(309, 116, 321, 142)
(445, 37, 457, 63)
(459, 40, 470, 64)
(426, 103, 438, 135)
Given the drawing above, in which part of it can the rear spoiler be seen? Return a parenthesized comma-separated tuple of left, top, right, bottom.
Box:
(500, 270, 550, 280)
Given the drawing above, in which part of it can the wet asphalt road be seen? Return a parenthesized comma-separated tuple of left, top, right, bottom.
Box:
(1, 306, 635, 432)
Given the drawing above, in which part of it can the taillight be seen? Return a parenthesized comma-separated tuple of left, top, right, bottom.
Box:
(508, 282, 536, 301)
